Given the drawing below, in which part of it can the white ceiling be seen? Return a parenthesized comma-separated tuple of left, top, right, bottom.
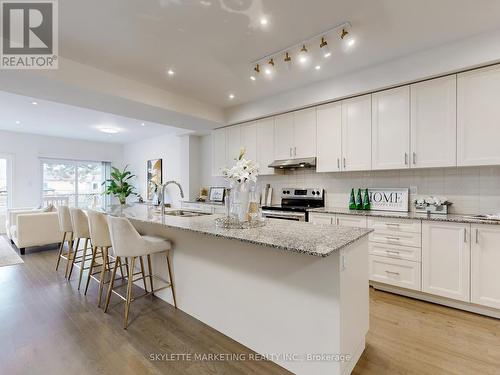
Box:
(0, 91, 191, 143)
(59, 0, 500, 108)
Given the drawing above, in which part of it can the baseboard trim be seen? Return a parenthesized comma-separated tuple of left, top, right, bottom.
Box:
(370, 282, 500, 319)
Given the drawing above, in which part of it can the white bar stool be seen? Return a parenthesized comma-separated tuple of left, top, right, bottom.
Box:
(85, 210, 146, 307)
(105, 215, 177, 329)
(84, 210, 116, 307)
(55, 205, 74, 278)
(68, 208, 93, 290)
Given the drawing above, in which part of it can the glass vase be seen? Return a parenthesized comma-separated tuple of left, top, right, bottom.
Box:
(230, 182, 251, 223)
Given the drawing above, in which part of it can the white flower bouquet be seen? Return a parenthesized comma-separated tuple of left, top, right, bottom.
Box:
(222, 148, 259, 185)
(415, 196, 452, 214)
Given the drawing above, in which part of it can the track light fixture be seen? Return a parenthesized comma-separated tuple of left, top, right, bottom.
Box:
(319, 37, 327, 49)
(250, 21, 352, 78)
(284, 52, 292, 70)
(320, 36, 331, 58)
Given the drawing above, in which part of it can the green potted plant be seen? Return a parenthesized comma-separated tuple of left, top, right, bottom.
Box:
(102, 165, 137, 205)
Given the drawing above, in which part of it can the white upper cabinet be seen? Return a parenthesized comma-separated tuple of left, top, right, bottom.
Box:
(372, 86, 410, 170)
(212, 128, 226, 176)
(316, 102, 342, 172)
(293, 108, 317, 158)
(457, 65, 500, 166)
(422, 222, 471, 302)
(241, 122, 257, 162)
(225, 125, 242, 166)
(471, 224, 500, 309)
(274, 113, 294, 160)
(256, 118, 275, 175)
(341, 95, 372, 171)
(411, 76, 457, 168)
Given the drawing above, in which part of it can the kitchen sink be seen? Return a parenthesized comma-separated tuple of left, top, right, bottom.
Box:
(162, 210, 211, 217)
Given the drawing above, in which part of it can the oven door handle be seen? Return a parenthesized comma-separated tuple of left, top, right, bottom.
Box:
(262, 211, 306, 221)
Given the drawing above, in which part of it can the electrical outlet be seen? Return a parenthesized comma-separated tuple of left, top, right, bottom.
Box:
(410, 186, 418, 195)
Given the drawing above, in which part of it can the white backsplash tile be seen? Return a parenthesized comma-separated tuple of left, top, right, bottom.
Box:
(254, 166, 500, 215)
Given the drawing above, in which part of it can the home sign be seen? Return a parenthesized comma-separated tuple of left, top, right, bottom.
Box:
(368, 188, 409, 212)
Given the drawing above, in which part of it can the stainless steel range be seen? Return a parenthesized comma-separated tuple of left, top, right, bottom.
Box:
(261, 188, 324, 221)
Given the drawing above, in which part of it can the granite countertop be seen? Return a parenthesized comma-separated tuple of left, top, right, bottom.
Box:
(309, 207, 500, 225)
(102, 204, 372, 258)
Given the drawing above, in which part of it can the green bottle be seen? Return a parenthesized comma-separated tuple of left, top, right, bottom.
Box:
(349, 188, 357, 210)
(362, 188, 371, 210)
(355, 188, 363, 210)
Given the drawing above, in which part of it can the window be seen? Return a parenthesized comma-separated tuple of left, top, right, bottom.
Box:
(0, 159, 7, 212)
(41, 158, 111, 208)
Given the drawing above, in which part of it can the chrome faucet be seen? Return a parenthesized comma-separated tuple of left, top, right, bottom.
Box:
(160, 181, 185, 217)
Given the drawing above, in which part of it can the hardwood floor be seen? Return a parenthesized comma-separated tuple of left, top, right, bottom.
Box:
(1, 242, 500, 375)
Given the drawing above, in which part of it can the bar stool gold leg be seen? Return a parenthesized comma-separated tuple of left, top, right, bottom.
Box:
(166, 252, 177, 308)
(68, 237, 80, 279)
(104, 256, 120, 313)
(77, 238, 89, 290)
(55, 232, 66, 271)
(84, 246, 98, 295)
(147, 254, 154, 296)
(97, 246, 109, 307)
(64, 233, 74, 278)
(139, 256, 148, 293)
(124, 257, 136, 329)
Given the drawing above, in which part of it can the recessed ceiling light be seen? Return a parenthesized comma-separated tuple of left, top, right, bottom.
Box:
(250, 76, 256, 81)
(31, 101, 38, 105)
(347, 39, 356, 47)
(98, 127, 119, 134)
(315, 65, 321, 70)
(259, 17, 268, 26)
(167, 69, 175, 76)
(323, 52, 332, 58)
(228, 93, 235, 100)
(15, 120, 21, 125)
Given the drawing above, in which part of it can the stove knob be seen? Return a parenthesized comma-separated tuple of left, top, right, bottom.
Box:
(316, 191, 321, 196)
(312, 191, 316, 195)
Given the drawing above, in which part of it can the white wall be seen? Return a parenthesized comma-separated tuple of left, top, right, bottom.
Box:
(123, 134, 203, 207)
(226, 28, 500, 124)
(199, 135, 500, 215)
(0, 129, 123, 208)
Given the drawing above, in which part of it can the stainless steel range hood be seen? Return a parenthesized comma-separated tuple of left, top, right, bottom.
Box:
(268, 157, 316, 169)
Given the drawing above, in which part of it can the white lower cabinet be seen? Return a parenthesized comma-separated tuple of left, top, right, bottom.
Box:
(309, 213, 334, 225)
(368, 217, 422, 291)
(471, 224, 500, 309)
(336, 214, 367, 228)
(422, 222, 471, 302)
(369, 255, 421, 291)
(309, 213, 367, 227)
(369, 242, 421, 262)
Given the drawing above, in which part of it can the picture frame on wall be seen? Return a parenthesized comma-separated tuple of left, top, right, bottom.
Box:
(209, 187, 225, 203)
(147, 159, 162, 200)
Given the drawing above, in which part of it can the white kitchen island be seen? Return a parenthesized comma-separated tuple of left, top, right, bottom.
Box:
(105, 204, 372, 375)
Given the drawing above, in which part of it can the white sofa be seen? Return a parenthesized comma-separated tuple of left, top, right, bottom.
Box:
(5, 202, 65, 255)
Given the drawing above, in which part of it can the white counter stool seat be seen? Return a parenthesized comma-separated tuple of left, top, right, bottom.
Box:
(85, 210, 126, 307)
(55, 206, 74, 278)
(105, 215, 177, 329)
(68, 208, 94, 290)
